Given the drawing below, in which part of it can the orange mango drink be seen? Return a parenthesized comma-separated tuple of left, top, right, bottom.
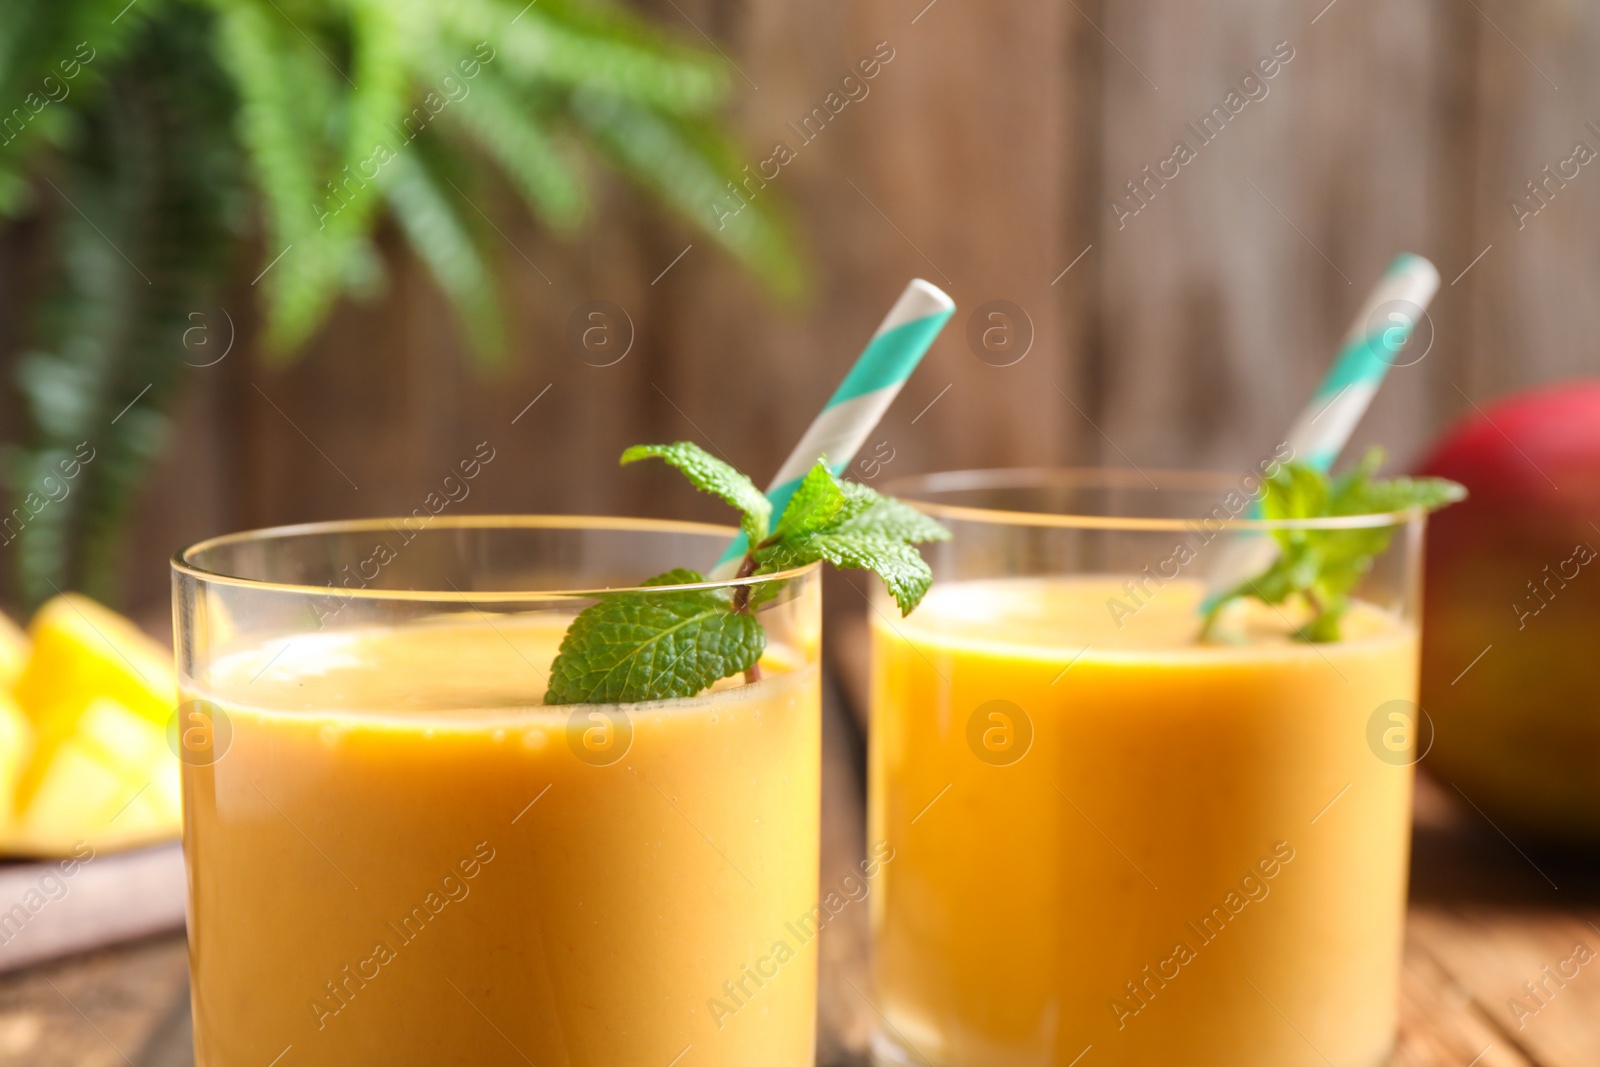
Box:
(870, 577, 1419, 1067)
(185, 615, 819, 1066)
(174, 519, 824, 1067)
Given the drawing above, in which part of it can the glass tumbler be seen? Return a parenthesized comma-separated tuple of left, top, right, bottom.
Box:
(868, 469, 1425, 1067)
(173, 517, 822, 1066)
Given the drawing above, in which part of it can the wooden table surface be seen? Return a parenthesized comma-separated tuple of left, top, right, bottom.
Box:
(3, 632, 1596, 1067)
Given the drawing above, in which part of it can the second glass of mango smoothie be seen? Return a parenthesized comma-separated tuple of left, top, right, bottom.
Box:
(173, 517, 822, 1067)
(868, 469, 1426, 1067)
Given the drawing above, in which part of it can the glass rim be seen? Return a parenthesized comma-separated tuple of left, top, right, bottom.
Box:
(172, 514, 818, 601)
(881, 467, 1429, 532)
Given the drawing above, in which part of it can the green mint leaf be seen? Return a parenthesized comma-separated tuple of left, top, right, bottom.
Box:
(833, 479, 885, 525)
(769, 461, 847, 542)
(1260, 462, 1328, 553)
(550, 446, 951, 702)
(1330, 447, 1466, 515)
(1251, 547, 1323, 604)
(1261, 462, 1328, 520)
(544, 569, 765, 704)
(756, 531, 934, 615)
(622, 442, 771, 544)
(1201, 452, 1465, 643)
(1339, 475, 1469, 516)
(753, 466, 947, 614)
(1328, 445, 1387, 503)
(834, 479, 953, 544)
(1297, 604, 1346, 643)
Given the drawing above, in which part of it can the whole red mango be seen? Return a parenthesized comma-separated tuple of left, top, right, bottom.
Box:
(1417, 380, 1600, 842)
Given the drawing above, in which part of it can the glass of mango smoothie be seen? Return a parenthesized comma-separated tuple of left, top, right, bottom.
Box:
(172, 517, 822, 1067)
(867, 469, 1426, 1067)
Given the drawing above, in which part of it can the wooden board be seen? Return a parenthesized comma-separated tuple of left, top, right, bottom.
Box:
(0, 844, 185, 976)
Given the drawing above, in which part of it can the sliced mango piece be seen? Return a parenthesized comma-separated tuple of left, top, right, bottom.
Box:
(0, 695, 32, 827)
(14, 593, 176, 730)
(5, 597, 180, 856)
(8, 698, 180, 854)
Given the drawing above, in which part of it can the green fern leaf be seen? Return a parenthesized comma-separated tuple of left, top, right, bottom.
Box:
(442, 0, 727, 114)
(383, 151, 507, 364)
(573, 91, 803, 297)
(436, 64, 587, 228)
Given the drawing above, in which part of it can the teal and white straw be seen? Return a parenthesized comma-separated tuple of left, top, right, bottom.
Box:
(715, 278, 956, 569)
(1201, 254, 1440, 610)
(1279, 253, 1440, 474)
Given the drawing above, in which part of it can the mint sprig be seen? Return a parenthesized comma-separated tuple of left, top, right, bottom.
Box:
(544, 443, 950, 704)
(1200, 447, 1465, 643)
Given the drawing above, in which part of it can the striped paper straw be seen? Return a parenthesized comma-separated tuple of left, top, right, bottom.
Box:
(1279, 253, 1441, 474)
(714, 278, 956, 569)
(1200, 253, 1440, 610)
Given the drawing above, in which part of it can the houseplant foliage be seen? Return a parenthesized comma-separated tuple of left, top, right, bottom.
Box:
(0, 0, 799, 606)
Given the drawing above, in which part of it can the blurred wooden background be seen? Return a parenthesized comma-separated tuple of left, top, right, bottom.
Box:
(3, 0, 1597, 612)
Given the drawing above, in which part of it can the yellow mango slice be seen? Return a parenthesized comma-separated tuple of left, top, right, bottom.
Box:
(0, 695, 32, 828)
(8, 698, 180, 854)
(5, 597, 179, 856)
(14, 593, 175, 730)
